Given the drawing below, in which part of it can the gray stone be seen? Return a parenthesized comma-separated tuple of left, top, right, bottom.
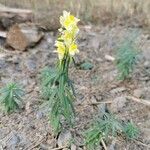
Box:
(97, 103, 106, 117)
(110, 87, 126, 95)
(0, 58, 6, 69)
(110, 96, 127, 113)
(71, 144, 77, 150)
(40, 143, 49, 150)
(57, 130, 72, 147)
(144, 61, 150, 68)
(6, 132, 20, 149)
(36, 111, 44, 119)
(0, 128, 10, 139)
(109, 140, 116, 150)
(143, 49, 150, 61)
(133, 87, 150, 99)
(25, 57, 37, 71)
(141, 128, 150, 142)
(133, 89, 143, 98)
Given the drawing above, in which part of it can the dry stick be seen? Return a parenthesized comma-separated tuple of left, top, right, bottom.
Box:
(133, 139, 150, 148)
(101, 139, 108, 150)
(89, 101, 113, 105)
(89, 96, 150, 106)
(126, 96, 150, 106)
(27, 137, 45, 150)
(51, 146, 68, 150)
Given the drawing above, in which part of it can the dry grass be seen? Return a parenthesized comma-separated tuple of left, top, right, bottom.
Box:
(0, 0, 149, 28)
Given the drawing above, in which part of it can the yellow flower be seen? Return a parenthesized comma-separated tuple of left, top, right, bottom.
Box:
(60, 27, 79, 46)
(69, 43, 79, 56)
(55, 41, 65, 60)
(60, 31, 72, 46)
(60, 11, 80, 31)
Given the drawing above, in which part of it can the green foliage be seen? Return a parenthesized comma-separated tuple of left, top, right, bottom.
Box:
(84, 112, 140, 149)
(40, 67, 58, 100)
(0, 82, 24, 113)
(80, 61, 94, 70)
(123, 121, 139, 140)
(49, 81, 75, 134)
(75, 60, 94, 71)
(116, 36, 139, 80)
(42, 58, 75, 134)
(100, 113, 123, 137)
(84, 122, 103, 150)
(84, 113, 122, 150)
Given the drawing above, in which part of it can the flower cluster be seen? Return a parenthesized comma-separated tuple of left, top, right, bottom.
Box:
(55, 11, 80, 60)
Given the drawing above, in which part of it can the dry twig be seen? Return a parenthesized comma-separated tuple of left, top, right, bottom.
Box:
(101, 139, 108, 150)
(126, 96, 150, 106)
(133, 139, 150, 148)
(51, 146, 68, 150)
(89, 101, 113, 105)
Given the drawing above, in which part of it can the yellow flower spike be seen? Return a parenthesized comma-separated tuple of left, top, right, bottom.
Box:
(56, 11, 79, 60)
(69, 43, 79, 56)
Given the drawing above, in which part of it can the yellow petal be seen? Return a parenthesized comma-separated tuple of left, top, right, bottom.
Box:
(69, 43, 79, 56)
(55, 41, 66, 60)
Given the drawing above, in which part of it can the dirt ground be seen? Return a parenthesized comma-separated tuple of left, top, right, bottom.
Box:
(0, 24, 150, 150)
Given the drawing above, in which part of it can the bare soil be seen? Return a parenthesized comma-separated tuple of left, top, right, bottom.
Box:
(0, 24, 150, 150)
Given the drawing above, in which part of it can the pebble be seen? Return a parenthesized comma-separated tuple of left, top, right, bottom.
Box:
(57, 130, 72, 147)
(133, 89, 143, 98)
(110, 96, 127, 113)
(6, 132, 20, 149)
(71, 144, 77, 150)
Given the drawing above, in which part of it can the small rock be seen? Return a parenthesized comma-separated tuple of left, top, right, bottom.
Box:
(36, 103, 49, 119)
(40, 143, 49, 150)
(110, 87, 126, 95)
(109, 140, 116, 150)
(144, 61, 150, 68)
(105, 55, 115, 62)
(143, 49, 150, 61)
(6, 24, 28, 51)
(0, 58, 7, 69)
(71, 144, 77, 150)
(6, 23, 44, 50)
(25, 102, 32, 114)
(133, 87, 150, 99)
(0, 128, 10, 139)
(25, 57, 37, 72)
(141, 128, 150, 141)
(97, 103, 106, 117)
(6, 132, 20, 149)
(47, 138, 57, 148)
(133, 89, 143, 98)
(57, 130, 72, 147)
(36, 111, 44, 119)
(110, 96, 127, 113)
